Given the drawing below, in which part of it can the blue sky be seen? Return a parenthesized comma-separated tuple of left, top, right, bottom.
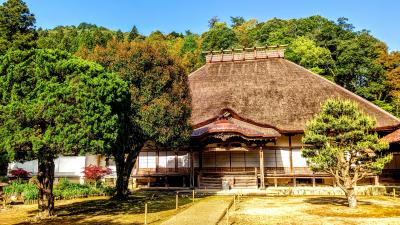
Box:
(7, 0, 400, 51)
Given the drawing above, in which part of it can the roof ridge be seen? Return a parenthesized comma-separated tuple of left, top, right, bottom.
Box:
(203, 46, 287, 63)
(284, 59, 400, 124)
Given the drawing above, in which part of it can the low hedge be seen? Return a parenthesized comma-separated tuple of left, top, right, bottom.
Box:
(4, 178, 115, 201)
(3, 181, 38, 200)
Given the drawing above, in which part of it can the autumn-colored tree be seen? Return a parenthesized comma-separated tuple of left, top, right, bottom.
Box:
(80, 39, 192, 198)
(10, 168, 31, 178)
(82, 165, 112, 186)
(376, 43, 400, 117)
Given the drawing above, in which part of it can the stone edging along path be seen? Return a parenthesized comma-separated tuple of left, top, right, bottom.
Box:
(161, 196, 232, 225)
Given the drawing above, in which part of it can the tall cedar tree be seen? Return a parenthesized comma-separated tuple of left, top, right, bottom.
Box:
(80, 39, 192, 198)
(0, 49, 129, 215)
(0, 0, 37, 54)
(302, 98, 391, 208)
(127, 25, 139, 41)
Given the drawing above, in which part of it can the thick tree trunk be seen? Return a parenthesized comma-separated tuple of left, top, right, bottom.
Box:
(346, 188, 357, 208)
(113, 144, 143, 199)
(37, 155, 55, 217)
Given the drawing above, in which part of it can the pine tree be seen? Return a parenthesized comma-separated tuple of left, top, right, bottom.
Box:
(0, 0, 37, 54)
(302, 98, 391, 208)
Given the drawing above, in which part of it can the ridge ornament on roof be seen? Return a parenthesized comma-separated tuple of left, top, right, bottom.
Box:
(203, 45, 287, 63)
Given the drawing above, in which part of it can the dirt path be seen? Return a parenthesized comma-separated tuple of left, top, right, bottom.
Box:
(161, 196, 232, 225)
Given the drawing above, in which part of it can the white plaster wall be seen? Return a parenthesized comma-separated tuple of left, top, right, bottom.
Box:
(8, 156, 86, 177)
(276, 149, 290, 167)
(292, 149, 308, 167)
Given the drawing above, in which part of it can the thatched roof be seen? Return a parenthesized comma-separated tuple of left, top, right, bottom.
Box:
(188, 58, 400, 134)
(382, 129, 400, 143)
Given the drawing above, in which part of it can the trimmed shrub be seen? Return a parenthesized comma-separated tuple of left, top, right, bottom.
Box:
(4, 178, 115, 202)
(9, 168, 31, 178)
(0, 176, 9, 183)
(3, 181, 38, 200)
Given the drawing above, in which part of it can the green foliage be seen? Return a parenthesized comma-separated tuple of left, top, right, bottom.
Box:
(230, 16, 246, 28)
(0, 0, 37, 54)
(22, 183, 38, 200)
(80, 40, 192, 196)
(0, 176, 9, 182)
(0, 151, 8, 175)
(33, 15, 400, 109)
(3, 180, 38, 200)
(37, 23, 115, 53)
(285, 36, 335, 78)
(0, 48, 128, 211)
(83, 40, 192, 148)
(4, 178, 115, 200)
(128, 25, 139, 41)
(302, 98, 391, 178)
(335, 32, 383, 91)
(0, 49, 129, 161)
(253, 18, 292, 45)
(201, 22, 238, 51)
(54, 178, 115, 199)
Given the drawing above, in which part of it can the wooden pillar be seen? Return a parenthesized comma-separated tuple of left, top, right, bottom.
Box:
(312, 177, 316, 187)
(374, 176, 379, 186)
(229, 151, 232, 172)
(259, 147, 265, 189)
(96, 154, 101, 166)
(197, 174, 201, 188)
(199, 151, 203, 169)
(214, 151, 217, 171)
(156, 150, 159, 173)
(293, 177, 296, 187)
(289, 136, 293, 174)
(134, 154, 140, 175)
(198, 149, 202, 189)
(165, 176, 169, 187)
(175, 151, 178, 173)
(244, 151, 247, 171)
(190, 150, 194, 188)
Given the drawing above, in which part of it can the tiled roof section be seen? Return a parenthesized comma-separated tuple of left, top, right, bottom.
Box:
(382, 129, 400, 143)
(188, 58, 400, 132)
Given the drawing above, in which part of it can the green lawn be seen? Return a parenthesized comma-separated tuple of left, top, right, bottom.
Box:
(1, 191, 195, 225)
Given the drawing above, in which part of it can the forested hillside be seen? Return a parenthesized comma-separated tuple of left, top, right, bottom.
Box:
(34, 16, 400, 118)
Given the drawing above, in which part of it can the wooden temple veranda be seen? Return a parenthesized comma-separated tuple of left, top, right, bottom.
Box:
(132, 47, 400, 189)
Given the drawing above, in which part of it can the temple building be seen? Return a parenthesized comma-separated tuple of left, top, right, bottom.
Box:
(134, 46, 400, 189)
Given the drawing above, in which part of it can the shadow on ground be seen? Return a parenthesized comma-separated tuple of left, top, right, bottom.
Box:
(16, 191, 199, 225)
(304, 196, 372, 206)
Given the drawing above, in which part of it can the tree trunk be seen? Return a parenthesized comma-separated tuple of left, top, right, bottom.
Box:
(113, 144, 142, 199)
(115, 159, 130, 198)
(37, 155, 55, 217)
(346, 188, 357, 208)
